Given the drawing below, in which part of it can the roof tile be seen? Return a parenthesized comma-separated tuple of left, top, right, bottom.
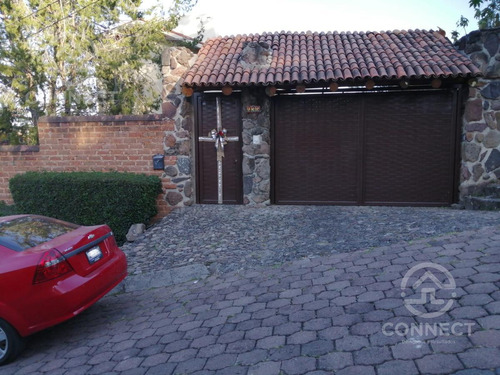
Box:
(183, 29, 481, 88)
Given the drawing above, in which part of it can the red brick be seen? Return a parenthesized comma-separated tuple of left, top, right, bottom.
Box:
(0, 117, 173, 217)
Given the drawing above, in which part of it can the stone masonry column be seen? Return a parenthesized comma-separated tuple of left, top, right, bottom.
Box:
(457, 28, 500, 198)
(241, 88, 271, 205)
(161, 46, 197, 207)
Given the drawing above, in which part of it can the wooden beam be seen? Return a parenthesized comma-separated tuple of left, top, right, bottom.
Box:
(329, 82, 339, 92)
(265, 86, 277, 97)
(222, 85, 233, 96)
(431, 79, 442, 88)
(182, 86, 194, 97)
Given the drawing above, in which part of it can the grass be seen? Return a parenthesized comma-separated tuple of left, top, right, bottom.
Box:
(0, 201, 19, 216)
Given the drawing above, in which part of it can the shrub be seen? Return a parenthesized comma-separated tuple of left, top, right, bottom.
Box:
(9, 171, 162, 244)
(0, 201, 18, 216)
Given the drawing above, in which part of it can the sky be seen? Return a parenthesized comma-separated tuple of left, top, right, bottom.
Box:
(164, 0, 478, 41)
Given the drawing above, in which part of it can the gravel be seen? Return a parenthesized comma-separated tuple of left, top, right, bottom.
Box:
(121, 205, 500, 275)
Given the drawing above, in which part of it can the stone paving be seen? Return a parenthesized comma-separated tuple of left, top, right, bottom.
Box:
(1, 210, 499, 374)
(121, 205, 500, 276)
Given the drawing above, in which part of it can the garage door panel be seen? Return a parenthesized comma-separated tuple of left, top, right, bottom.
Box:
(273, 91, 457, 206)
(363, 92, 455, 204)
(274, 95, 360, 204)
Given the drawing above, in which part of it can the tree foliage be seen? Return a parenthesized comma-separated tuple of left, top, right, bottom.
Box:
(471, 0, 500, 29)
(452, 0, 500, 42)
(0, 0, 197, 143)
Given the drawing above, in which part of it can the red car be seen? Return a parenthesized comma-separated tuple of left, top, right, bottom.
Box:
(0, 215, 127, 365)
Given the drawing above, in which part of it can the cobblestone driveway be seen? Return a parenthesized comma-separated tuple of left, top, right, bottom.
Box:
(122, 205, 500, 275)
(0, 206, 499, 374)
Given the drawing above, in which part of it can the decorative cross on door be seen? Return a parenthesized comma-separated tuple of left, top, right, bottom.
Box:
(198, 97, 239, 204)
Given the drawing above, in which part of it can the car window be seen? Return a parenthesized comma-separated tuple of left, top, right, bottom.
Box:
(0, 217, 77, 251)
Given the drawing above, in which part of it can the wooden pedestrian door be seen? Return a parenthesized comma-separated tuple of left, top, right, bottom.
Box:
(273, 90, 459, 206)
(196, 95, 243, 204)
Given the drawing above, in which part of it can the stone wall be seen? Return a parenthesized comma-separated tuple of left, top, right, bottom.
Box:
(457, 28, 500, 196)
(160, 46, 198, 207)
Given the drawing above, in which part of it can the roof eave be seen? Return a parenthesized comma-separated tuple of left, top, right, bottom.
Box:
(182, 73, 481, 91)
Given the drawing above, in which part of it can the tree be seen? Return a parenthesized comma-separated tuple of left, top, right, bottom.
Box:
(471, 0, 500, 29)
(452, 0, 500, 42)
(0, 0, 197, 143)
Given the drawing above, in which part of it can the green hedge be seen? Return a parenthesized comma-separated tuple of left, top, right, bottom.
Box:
(9, 171, 162, 244)
(0, 201, 18, 216)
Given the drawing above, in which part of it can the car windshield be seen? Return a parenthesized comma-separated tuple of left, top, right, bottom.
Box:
(0, 216, 77, 251)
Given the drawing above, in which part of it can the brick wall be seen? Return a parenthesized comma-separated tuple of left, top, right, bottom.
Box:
(0, 145, 40, 204)
(0, 114, 174, 217)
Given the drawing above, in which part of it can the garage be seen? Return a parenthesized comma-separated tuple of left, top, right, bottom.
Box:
(273, 89, 459, 206)
(182, 30, 481, 207)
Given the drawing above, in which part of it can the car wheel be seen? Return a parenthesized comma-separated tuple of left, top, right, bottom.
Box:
(0, 319, 25, 366)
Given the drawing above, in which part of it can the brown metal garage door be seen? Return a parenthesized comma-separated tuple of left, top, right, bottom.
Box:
(273, 90, 459, 206)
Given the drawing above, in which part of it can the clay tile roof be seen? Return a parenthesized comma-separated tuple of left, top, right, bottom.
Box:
(182, 29, 481, 88)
